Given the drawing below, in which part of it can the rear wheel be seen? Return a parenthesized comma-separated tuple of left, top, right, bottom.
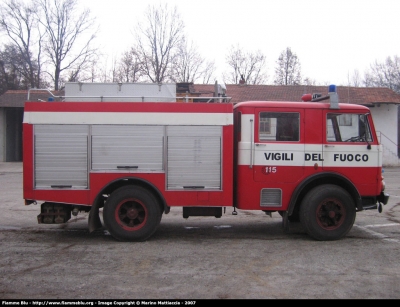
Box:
(103, 186, 162, 241)
(299, 184, 356, 241)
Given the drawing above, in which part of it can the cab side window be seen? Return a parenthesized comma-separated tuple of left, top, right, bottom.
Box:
(259, 112, 299, 142)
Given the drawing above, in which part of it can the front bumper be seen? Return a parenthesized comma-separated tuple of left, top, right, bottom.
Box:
(378, 191, 389, 205)
(360, 192, 389, 211)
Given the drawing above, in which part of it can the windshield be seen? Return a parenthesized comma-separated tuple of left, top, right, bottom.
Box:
(327, 113, 372, 143)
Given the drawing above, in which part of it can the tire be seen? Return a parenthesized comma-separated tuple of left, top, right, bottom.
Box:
(288, 213, 300, 222)
(103, 186, 162, 242)
(299, 184, 356, 241)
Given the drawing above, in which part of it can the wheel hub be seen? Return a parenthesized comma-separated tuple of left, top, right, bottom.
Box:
(317, 199, 345, 229)
(114, 199, 147, 230)
(126, 208, 139, 219)
(328, 210, 336, 218)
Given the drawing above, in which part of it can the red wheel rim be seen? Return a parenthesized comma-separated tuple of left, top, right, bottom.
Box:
(316, 198, 345, 230)
(115, 198, 148, 231)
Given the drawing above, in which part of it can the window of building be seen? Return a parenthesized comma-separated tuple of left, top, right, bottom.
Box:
(259, 112, 300, 141)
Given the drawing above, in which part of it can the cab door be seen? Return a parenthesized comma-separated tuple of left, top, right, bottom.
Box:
(322, 110, 380, 189)
(253, 108, 304, 184)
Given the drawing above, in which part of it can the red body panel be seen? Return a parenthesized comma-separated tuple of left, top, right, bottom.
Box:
(23, 99, 384, 213)
(23, 101, 234, 208)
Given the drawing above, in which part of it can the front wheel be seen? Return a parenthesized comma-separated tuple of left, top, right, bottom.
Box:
(299, 184, 356, 241)
(103, 186, 162, 242)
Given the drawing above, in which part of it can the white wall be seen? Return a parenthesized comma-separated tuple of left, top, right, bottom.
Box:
(370, 104, 399, 166)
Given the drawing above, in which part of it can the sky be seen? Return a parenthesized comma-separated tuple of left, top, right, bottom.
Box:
(79, 0, 400, 86)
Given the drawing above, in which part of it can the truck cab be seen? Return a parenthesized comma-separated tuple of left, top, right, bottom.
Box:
(233, 87, 388, 240)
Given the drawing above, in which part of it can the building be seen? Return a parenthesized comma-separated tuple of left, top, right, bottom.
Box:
(1, 83, 400, 166)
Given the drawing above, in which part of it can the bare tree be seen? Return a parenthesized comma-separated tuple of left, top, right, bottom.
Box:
(135, 3, 185, 83)
(36, 0, 98, 90)
(98, 55, 120, 83)
(274, 47, 302, 85)
(0, 59, 8, 94)
(0, 0, 44, 88)
(115, 48, 143, 83)
(0, 44, 29, 91)
(64, 55, 101, 83)
(347, 69, 362, 87)
(302, 77, 317, 86)
(223, 45, 268, 85)
(171, 39, 215, 83)
(86, 55, 102, 83)
(364, 56, 400, 93)
(200, 60, 216, 84)
(0, 45, 22, 93)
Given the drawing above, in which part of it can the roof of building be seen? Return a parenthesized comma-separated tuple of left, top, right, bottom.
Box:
(1, 84, 400, 107)
(194, 84, 400, 106)
(0, 90, 64, 107)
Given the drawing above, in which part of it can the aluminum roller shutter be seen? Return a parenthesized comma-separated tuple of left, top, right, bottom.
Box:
(91, 125, 164, 171)
(34, 125, 88, 189)
(167, 126, 222, 190)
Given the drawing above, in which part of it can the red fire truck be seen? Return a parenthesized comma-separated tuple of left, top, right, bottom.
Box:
(22, 83, 389, 241)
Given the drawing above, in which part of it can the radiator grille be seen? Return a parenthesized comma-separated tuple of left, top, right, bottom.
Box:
(260, 189, 282, 207)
